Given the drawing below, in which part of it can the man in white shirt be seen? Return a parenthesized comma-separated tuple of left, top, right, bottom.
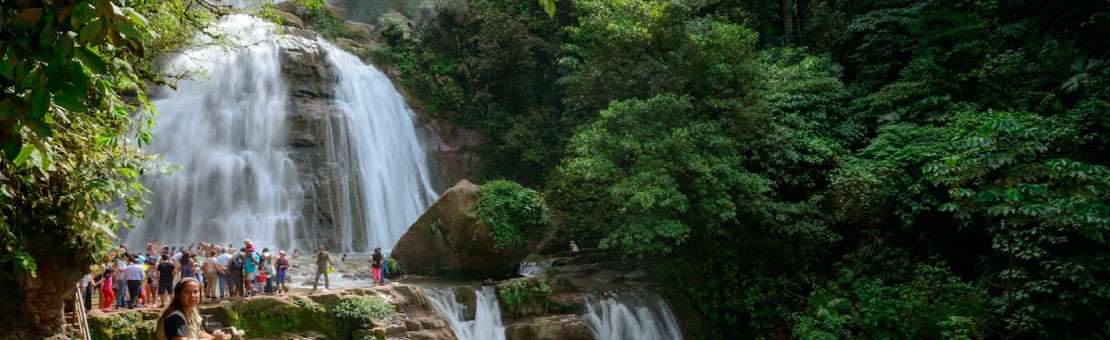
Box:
(171, 249, 183, 263)
(215, 248, 232, 298)
(123, 255, 146, 308)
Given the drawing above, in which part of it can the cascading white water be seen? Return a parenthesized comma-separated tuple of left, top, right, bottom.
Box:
(124, 13, 437, 252)
(582, 290, 684, 340)
(519, 262, 543, 277)
(518, 259, 555, 277)
(124, 15, 301, 249)
(318, 41, 438, 252)
(427, 286, 506, 340)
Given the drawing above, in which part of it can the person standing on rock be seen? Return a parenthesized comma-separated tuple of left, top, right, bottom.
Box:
(114, 250, 129, 309)
(156, 254, 177, 308)
(261, 248, 275, 294)
(215, 247, 231, 299)
(243, 247, 261, 295)
(275, 250, 289, 294)
(204, 250, 219, 300)
(228, 248, 245, 297)
(124, 255, 146, 309)
(570, 241, 580, 257)
(96, 267, 115, 311)
(312, 245, 333, 291)
(371, 247, 384, 286)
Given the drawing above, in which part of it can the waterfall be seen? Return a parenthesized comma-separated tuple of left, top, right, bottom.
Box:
(427, 286, 506, 340)
(519, 262, 543, 277)
(582, 290, 684, 340)
(124, 15, 301, 250)
(317, 41, 437, 252)
(123, 13, 437, 252)
(518, 259, 555, 277)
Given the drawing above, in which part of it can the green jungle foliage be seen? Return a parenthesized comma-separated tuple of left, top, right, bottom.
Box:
(496, 277, 554, 316)
(476, 179, 553, 251)
(384, 0, 1110, 338)
(3, 0, 1108, 338)
(0, 0, 220, 332)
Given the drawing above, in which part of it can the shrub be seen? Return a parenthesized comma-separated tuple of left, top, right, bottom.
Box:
(496, 277, 553, 316)
(476, 180, 553, 251)
(792, 263, 990, 339)
(333, 296, 396, 323)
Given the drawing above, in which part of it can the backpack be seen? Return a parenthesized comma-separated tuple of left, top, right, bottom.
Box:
(230, 255, 244, 271)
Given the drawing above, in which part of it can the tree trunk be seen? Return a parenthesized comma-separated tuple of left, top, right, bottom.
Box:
(17, 258, 84, 339)
(782, 0, 795, 44)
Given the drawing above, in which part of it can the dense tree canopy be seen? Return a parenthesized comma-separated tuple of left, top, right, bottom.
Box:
(389, 0, 1110, 338)
(3, 0, 1107, 338)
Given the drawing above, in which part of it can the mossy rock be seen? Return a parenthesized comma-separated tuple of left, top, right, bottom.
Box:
(232, 296, 333, 338)
(331, 295, 396, 338)
(87, 310, 157, 340)
(453, 286, 477, 321)
(496, 277, 553, 317)
(307, 291, 345, 307)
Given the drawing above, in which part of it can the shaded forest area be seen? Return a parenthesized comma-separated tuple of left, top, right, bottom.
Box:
(375, 0, 1110, 338)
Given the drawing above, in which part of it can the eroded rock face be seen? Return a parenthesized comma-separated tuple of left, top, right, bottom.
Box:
(392, 180, 529, 278)
(278, 31, 351, 249)
(421, 116, 484, 186)
(506, 314, 596, 340)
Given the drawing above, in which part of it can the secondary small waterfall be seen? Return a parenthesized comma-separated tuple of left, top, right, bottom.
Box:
(518, 259, 555, 277)
(582, 291, 684, 340)
(427, 286, 506, 340)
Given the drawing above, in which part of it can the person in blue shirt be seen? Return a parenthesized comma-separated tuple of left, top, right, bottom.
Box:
(242, 248, 261, 295)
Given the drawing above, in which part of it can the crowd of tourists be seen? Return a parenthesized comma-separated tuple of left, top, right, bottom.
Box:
(79, 239, 394, 313)
(80, 239, 294, 312)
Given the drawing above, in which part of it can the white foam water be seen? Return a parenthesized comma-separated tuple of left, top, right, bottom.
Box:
(582, 290, 684, 340)
(426, 286, 506, 340)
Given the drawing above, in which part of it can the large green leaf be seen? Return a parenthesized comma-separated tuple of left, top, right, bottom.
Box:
(13, 144, 35, 166)
(74, 46, 106, 74)
(539, 0, 556, 18)
(29, 89, 49, 120)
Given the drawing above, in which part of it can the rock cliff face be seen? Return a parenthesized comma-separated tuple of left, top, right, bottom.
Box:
(420, 115, 484, 188)
(275, 7, 482, 248)
(392, 180, 531, 278)
(279, 29, 346, 248)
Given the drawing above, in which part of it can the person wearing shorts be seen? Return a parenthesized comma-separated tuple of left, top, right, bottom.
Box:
(275, 251, 289, 294)
(242, 248, 260, 295)
(156, 254, 176, 307)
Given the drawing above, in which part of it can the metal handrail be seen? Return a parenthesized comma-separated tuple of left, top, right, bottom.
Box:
(74, 283, 91, 340)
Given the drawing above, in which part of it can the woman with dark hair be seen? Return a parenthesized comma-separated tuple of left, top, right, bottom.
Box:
(96, 266, 115, 311)
(180, 251, 196, 279)
(155, 278, 227, 340)
(370, 247, 384, 286)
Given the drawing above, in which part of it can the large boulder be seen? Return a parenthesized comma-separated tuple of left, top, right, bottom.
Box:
(392, 180, 528, 278)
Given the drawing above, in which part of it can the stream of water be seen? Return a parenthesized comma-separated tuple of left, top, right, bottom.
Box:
(426, 286, 506, 340)
(582, 290, 684, 340)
